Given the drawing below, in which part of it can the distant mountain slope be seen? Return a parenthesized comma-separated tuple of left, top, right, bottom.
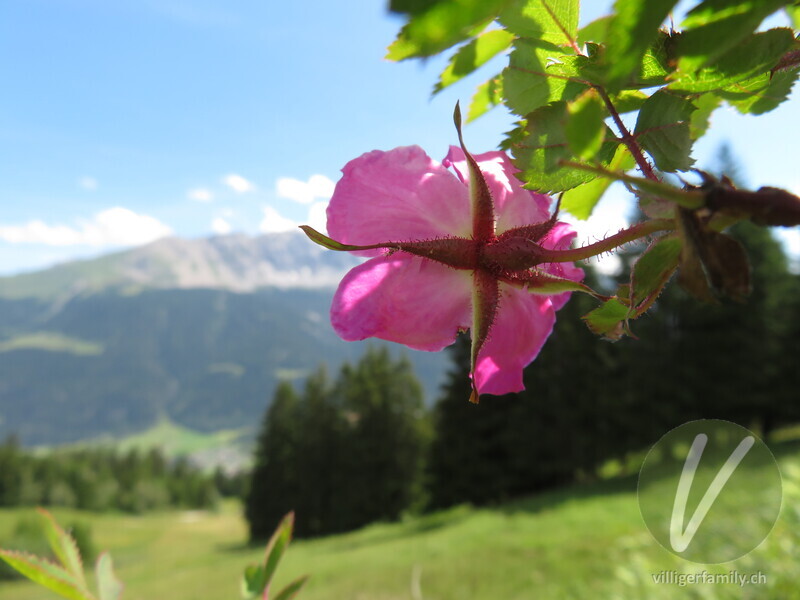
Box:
(0, 233, 449, 445)
(0, 231, 362, 299)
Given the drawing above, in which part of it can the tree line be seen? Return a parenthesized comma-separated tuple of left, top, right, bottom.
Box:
(0, 441, 239, 513)
(246, 212, 800, 538)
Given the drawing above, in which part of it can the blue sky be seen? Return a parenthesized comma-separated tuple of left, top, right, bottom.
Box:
(1, 0, 798, 275)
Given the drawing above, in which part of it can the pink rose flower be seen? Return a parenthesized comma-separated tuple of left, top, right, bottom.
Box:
(302, 119, 583, 402)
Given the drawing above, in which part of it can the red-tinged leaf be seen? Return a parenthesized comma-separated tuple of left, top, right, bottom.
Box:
(273, 575, 311, 600)
(38, 508, 87, 589)
(0, 550, 94, 600)
(582, 298, 630, 341)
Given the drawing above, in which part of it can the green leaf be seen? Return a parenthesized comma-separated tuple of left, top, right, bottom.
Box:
(467, 75, 504, 121)
(499, 0, 579, 44)
(788, 5, 800, 29)
(577, 15, 612, 45)
(716, 68, 799, 114)
(387, 0, 508, 60)
(634, 89, 696, 172)
(565, 88, 606, 160)
(689, 92, 721, 138)
(676, 0, 789, 73)
(95, 554, 123, 600)
(261, 512, 295, 591)
(630, 235, 681, 307)
(582, 298, 630, 340)
(604, 0, 680, 87)
(273, 576, 311, 600)
(242, 565, 267, 599)
(633, 32, 673, 87)
(502, 40, 588, 115)
(509, 103, 618, 193)
(38, 508, 87, 590)
(559, 160, 706, 211)
(0, 550, 94, 600)
(610, 89, 649, 114)
(561, 145, 634, 219)
(669, 28, 796, 92)
(435, 29, 514, 93)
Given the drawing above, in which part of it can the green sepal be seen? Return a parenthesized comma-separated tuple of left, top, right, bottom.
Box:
(454, 102, 495, 241)
(469, 269, 499, 404)
(299, 226, 379, 252)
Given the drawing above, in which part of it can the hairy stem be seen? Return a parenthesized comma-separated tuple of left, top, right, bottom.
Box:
(594, 86, 659, 182)
(536, 219, 675, 263)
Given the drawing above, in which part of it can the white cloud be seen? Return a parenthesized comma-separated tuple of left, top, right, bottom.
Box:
(222, 174, 255, 194)
(188, 188, 213, 202)
(0, 207, 172, 247)
(276, 174, 335, 204)
(307, 201, 329, 234)
(211, 217, 232, 235)
(259, 206, 298, 234)
(561, 188, 634, 276)
(78, 176, 98, 191)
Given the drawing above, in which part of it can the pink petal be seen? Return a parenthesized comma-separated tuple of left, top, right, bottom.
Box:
(540, 222, 584, 311)
(473, 284, 556, 396)
(331, 253, 473, 352)
(327, 146, 472, 257)
(443, 146, 551, 235)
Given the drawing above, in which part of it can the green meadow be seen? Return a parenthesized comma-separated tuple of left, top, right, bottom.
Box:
(3, 439, 800, 599)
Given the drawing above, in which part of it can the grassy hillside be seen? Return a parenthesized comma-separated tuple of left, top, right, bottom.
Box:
(2, 441, 800, 599)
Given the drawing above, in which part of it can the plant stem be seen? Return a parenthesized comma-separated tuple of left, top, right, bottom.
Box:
(536, 219, 675, 263)
(594, 86, 659, 182)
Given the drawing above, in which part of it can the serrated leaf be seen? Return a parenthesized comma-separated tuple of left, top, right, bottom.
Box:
(0, 550, 94, 600)
(605, 0, 680, 87)
(499, 0, 579, 44)
(566, 88, 606, 160)
(38, 508, 87, 589)
(435, 29, 514, 93)
(502, 40, 588, 115)
(95, 554, 123, 600)
(273, 576, 311, 600)
(561, 145, 634, 219)
(509, 103, 619, 193)
(630, 235, 681, 306)
(610, 90, 649, 114)
(386, 0, 508, 60)
(669, 28, 795, 92)
(633, 32, 673, 87)
(689, 92, 721, 138)
(467, 75, 504, 121)
(583, 298, 630, 340)
(676, 0, 789, 73)
(717, 68, 799, 114)
(634, 89, 696, 172)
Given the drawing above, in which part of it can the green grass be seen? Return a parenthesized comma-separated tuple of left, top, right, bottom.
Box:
(2, 445, 800, 599)
(0, 332, 103, 356)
